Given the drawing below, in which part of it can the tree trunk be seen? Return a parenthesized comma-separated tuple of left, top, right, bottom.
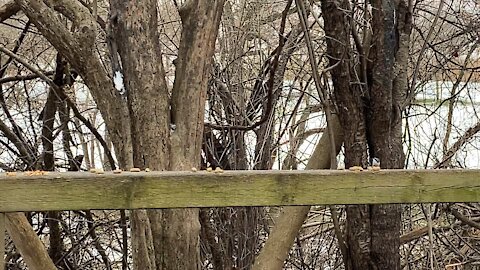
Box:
(15, 0, 224, 269)
(110, 0, 225, 269)
(321, 0, 411, 269)
(15, 0, 133, 168)
(321, 3, 369, 267)
(109, 1, 170, 266)
(6, 213, 57, 270)
(42, 53, 65, 268)
(163, 2, 225, 269)
(365, 1, 406, 269)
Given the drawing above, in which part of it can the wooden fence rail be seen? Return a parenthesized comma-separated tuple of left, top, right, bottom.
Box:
(0, 169, 480, 268)
(0, 169, 479, 212)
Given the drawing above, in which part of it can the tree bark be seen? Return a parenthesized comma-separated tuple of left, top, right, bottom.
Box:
(110, 0, 225, 269)
(108, 1, 171, 267)
(0, 0, 19, 22)
(321, 0, 411, 269)
(5, 213, 57, 270)
(365, 1, 408, 269)
(163, 2, 225, 269)
(109, 0, 170, 172)
(169, 0, 225, 170)
(321, 2, 369, 267)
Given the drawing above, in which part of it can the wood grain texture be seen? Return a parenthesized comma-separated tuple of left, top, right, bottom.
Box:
(0, 170, 479, 211)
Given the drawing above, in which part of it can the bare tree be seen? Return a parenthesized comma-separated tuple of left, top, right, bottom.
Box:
(9, 0, 224, 269)
(1, 0, 480, 269)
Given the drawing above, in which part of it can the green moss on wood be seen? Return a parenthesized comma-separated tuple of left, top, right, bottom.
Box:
(0, 170, 479, 212)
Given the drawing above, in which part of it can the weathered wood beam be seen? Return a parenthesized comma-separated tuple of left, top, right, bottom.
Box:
(0, 170, 479, 211)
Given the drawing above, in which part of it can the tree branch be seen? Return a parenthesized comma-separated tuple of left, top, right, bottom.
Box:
(449, 206, 480, 230)
(6, 213, 57, 270)
(0, 45, 55, 85)
(16, 0, 132, 168)
(0, 0, 19, 22)
(0, 45, 117, 170)
(434, 120, 480, 168)
(0, 71, 55, 84)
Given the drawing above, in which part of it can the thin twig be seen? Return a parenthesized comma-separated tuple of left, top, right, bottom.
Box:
(205, 0, 293, 131)
(0, 71, 55, 83)
(407, 0, 445, 106)
(425, 204, 435, 269)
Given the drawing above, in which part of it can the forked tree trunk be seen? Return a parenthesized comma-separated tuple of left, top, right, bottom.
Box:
(16, 0, 225, 269)
(110, 0, 225, 269)
(321, 0, 411, 269)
